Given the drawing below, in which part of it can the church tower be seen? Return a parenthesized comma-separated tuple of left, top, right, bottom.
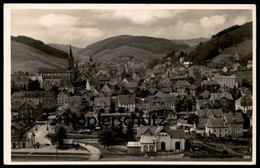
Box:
(68, 45, 76, 82)
(68, 45, 74, 72)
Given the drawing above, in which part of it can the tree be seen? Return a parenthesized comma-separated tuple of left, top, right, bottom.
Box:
(175, 97, 184, 112)
(188, 77, 195, 85)
(28, 80, 42, 91)
(49, 126, 67, 149)
(241, 79, 252, 91)
(134, 108, 139, 113)
(126, 124, 135, 141)
(117, 125, 124, 138)
(72, 113, 78, 130)
(139, 110, 144, 117)
(99, 108, 105, 113)
(98, 127, 117, 149)
(50, 86, 60, 98)
(187, 114, 199, 125)
(109, 107, 116, 113)
(118, 107, 126, 113)
(184, 98, 193, 112)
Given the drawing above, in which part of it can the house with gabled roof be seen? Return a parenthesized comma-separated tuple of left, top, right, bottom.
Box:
(57, 89, 69, 106)
(133, 126, 185, 153)
(235, 95, 252, 114)
(100, 83, 113, 94)
(200, 90, 211, 99)
(58, 79, 74, 94)
(75, 73, 90, 83)
(11, 122, 34, 149)
(205, 118, 228, 138)
(56, 109, 75, 127)
(196, 99, 213, 110)
(223, 112, 244, 137)
(196, 108, 223, 129)
(210, 92, 233, 108)
(174, 80, 191, 95)
(16, 100, 43, 123)
(12, 91, 56, 109)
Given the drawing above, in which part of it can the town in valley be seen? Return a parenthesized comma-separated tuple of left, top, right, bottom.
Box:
(9, 8, 254, 162)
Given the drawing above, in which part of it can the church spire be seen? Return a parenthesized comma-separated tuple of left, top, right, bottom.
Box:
(68, 45, 73, 59)
(86, 79, 90, 91)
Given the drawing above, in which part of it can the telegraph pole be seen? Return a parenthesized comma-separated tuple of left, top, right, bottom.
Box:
(56, 141, 59, 160)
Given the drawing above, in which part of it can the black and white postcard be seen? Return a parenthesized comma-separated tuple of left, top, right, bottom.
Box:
(3, 4, 256, 165)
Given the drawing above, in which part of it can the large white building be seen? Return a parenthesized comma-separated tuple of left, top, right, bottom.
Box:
(212, 75, 239, 88)
(132, 126, 186, 153)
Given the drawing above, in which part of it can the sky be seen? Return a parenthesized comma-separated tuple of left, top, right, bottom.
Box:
(11, 8, 253, 48)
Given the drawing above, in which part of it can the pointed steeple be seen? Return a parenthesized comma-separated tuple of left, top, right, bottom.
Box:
(68, 45, 73, 59)
(86, 79, 90, 91)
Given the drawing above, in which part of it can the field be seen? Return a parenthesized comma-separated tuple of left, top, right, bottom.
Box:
(211, 39, 252, 64)
(11, 40, 68, 73)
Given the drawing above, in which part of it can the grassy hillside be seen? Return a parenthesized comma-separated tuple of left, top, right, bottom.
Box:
(185, 22, 252, 65)
(11, 40, 68, 73)
(11, 36, 69, 59)
(211, 39, 252, 64)
(77, 35, 190, 60)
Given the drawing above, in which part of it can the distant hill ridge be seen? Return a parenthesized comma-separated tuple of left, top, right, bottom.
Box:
(185, 22, 252, 65)
(11, 36, 69, 59)
(77, 35, 190, 60)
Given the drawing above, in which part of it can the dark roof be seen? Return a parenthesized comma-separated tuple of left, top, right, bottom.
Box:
(164, 128, 186, 139)
(137, 126, 185, 139)
(197, 100, 213, 108)
(38, 68, 68, 73)
(58, 89, 70, 96)
(175, 80, 191, 87)
(97, 74, 109, 81)
(171, 75, 188, 80)
(210, 92, 233, 101)
(12, 91, 55, 98)
(224, 112, 244, 124)
(206, 118, 227, 128)
(137, 126, 161, 137)
(43, 76, 67, 80)
(11, 122, 22, 130)
(201, 90, 210, 99)
(17, 100, 38, 110)
(118, 95, 135, 104)
(207, 109, 223, 118)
